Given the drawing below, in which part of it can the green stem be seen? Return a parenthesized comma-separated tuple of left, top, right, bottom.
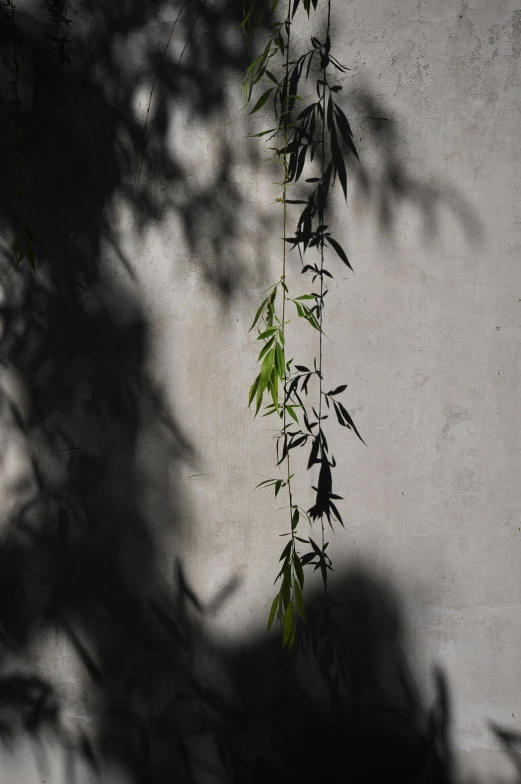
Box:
(318, 0, 331, 569)
(280, 1, 296, 575)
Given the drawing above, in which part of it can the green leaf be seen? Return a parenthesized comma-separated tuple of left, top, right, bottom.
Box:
(279, 541, 292, 562)
(334, 103, 360, 161)
(260, 347, 274, 390)
(294, 554, 304, 588)
(250, 87, 274, 114)
(255, 478, 277, 488)
(282, 602, 294, 648)
(296, 303, 321, 331)
(293, 294, 316, 301)
(275, 341, 285, 380)
(331, 123, 347, 199)
(267, 593, 279, 633)
(270, 365, 279, 409)
(239, 0, 257, 30)
(248, 127, 278, 138)
(286, 405, 299, 424)
(248, 374, 260, 407)
(250, 295, 269, 331)
(292, 507, 299, 529)
(275, 479, 283, 496)
(258, 336, 275, 362)
(257, 326, 278, 340)
(294, 579, 306, 620)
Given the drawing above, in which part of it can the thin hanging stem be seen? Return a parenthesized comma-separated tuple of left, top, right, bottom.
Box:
(281, 0, 295, 558)
(317, 0, 331, 561)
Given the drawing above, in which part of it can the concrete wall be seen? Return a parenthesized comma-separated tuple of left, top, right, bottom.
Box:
(0, 0, 521, 781)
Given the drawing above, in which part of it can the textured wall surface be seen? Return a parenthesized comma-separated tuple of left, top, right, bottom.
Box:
(0, 0, 520, 781)
(156, 0, 521, 777)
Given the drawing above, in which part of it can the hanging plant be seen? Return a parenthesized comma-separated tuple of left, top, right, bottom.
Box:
(242, 0, 364, 659)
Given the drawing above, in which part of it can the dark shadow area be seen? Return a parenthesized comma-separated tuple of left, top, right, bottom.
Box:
(0, 1, 487, 783)
(203, 568, 455, 784)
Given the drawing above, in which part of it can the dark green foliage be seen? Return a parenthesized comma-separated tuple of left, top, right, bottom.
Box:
(244, 0, 364, 655)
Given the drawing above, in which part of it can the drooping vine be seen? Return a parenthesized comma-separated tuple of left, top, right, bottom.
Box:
(243, 0, 364, 655)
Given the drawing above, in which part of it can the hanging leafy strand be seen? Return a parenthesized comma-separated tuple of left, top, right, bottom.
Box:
(4, 0, 38, 270)
(244, 0, 363, 655)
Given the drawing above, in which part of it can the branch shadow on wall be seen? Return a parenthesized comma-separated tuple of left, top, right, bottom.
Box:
(350, 91, 482, 246)
(0, 1, 488, 783)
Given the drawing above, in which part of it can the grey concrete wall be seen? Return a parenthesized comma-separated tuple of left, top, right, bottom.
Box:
(0, 0, 521, 781)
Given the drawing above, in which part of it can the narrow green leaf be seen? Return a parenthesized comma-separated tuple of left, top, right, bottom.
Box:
(239, 1, 257, 30)
(260, 347, 275, 388)
(281, 565, 291, 609)
(267, 593, 279, 632)
(275, 341, 285, 380)
(331, 123, 347, 199)
(270, 365, 279, 409)
(257, 326, 278, 340)
(279, 541, 292, 562)
(255, 478, 278, 488)
(282, 602, 294, 648)
(292, 507, 300, 529)
(287, 405, 299, 424)
(294, 579, 306, 620)
(248, 127, 278, 138)
(294, 554, 304, 587)
(249, 374, 260, 407)
(250, 87, 274, 114)
(250, 295, 269, 331)
(258, 335, 276, 362)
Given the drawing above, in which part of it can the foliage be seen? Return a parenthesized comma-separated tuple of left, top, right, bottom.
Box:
(242, 0, 363, 655)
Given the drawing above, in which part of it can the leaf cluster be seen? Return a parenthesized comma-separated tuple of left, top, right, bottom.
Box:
(244, 0, 365, 651)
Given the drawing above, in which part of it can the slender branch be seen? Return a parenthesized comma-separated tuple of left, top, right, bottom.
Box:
(281, 1, 296, 569)
(317, 0, 331, 568)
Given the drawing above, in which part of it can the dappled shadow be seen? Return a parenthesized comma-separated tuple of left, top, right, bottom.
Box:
(208, 567, 455, 784)
(351, 91, 482, 245)
(0, 559, 460, 783)
(0, 0, 267, 772)
(0, 1, 489, 783)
